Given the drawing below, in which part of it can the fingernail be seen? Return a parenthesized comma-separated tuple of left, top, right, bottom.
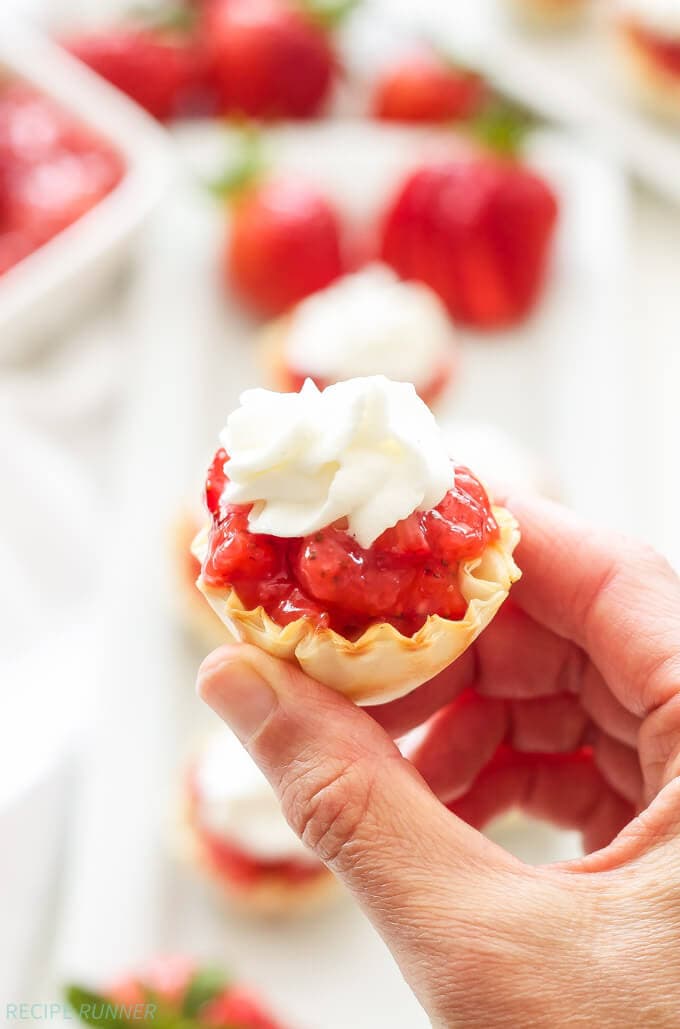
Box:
(197, 652, 277, 742)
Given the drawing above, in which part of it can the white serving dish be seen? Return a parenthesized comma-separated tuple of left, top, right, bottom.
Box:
(0, 10, 170, 359)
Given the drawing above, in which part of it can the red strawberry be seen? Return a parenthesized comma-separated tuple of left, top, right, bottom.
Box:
(380, 157, 559, 329)
(373, 52, 487, 124)
(200, 0, 335, 119)
(64, 29, 206, 121)
(225, 177, 344, 316)
(201, 986, 288, 1029)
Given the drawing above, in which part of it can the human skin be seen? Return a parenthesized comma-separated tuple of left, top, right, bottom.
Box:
(197, 493, 680, 1027)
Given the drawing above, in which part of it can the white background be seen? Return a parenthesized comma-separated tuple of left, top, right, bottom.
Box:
(3, 0, 680, 1026)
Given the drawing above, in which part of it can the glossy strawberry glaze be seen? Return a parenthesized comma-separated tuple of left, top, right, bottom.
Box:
(0, 85, 124, 275)
(201, 448, 498, 639)
(187, 770, 325, 889)
(627, 22, 680, 76)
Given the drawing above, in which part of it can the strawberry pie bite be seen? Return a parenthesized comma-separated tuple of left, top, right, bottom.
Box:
(192, 376, 520, 705)
(185, 730, 336, 915)
(260, 264, 458, 408)
(615, 0, 680, 117)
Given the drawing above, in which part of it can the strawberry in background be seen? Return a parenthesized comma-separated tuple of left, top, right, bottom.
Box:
(380, 156, 559, 330)
(213, 131, 346, 317)
(64, 24, 211, 121)
(373, 49, 488, 124)
(67, 955, 289, 1028)
(199, 0, 345, 119)
(226, 176, 345, 316)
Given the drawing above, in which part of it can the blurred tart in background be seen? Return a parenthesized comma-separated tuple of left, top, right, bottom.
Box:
(174, 512, 230, 651)
(184, 730, 337, 917)
(192, 377, 520, 705)
(615, 0, 680, 118)
(505, 0, 590, 28)
(260, 264, 458, 407)
(67, 953, 290, 1028)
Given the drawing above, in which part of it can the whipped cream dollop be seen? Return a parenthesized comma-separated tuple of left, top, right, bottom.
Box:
(194, 731, 319, 864)
(221, 375, 453, 548)
(618, 0, 680, 38)
(284, 264, 455, 391)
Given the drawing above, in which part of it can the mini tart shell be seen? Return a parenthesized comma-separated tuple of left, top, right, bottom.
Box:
(257, 316, 454, 410)
(616, 22, 680, 120)
(192, 505, 521, 706)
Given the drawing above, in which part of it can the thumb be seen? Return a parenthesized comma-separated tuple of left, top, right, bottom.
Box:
(197, 644, 526, 1002)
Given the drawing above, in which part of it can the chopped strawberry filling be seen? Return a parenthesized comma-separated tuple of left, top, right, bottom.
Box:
(201, 450, 498, 639)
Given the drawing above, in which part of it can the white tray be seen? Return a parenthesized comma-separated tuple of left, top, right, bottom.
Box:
(53, 121, 631, 1028)
(0, 12, 170, 359)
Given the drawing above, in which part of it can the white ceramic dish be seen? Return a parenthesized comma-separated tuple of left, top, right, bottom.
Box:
(0, 11, 170, 359)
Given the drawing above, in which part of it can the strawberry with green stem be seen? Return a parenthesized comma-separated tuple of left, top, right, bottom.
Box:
(66, 957, 289, 1028)
(212, 128, 346, 317)
(199, 0, 358, 120)
(63, 5, 213, 122)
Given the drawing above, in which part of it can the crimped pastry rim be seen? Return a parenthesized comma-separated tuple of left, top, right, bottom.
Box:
(191, 505, 521, 705)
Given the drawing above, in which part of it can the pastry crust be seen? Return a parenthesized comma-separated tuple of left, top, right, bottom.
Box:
(258, 316, 453, 409)
(616, 23, 680, 120)
(192, 505, 521, 706)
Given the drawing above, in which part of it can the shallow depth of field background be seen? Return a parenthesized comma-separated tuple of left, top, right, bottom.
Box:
(2, 0, 680, 1026)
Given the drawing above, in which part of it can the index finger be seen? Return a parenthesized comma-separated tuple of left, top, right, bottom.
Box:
(506, 492, 680, 719)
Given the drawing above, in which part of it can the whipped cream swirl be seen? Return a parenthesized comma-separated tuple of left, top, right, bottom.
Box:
(285, 264, 455, 390)
(195, 731, 318, 864)
(618, 0, 680, 38)
(221, 375, 453, 548)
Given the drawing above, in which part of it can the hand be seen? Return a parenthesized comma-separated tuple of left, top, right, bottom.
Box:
(197, 493, 680, 1028)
